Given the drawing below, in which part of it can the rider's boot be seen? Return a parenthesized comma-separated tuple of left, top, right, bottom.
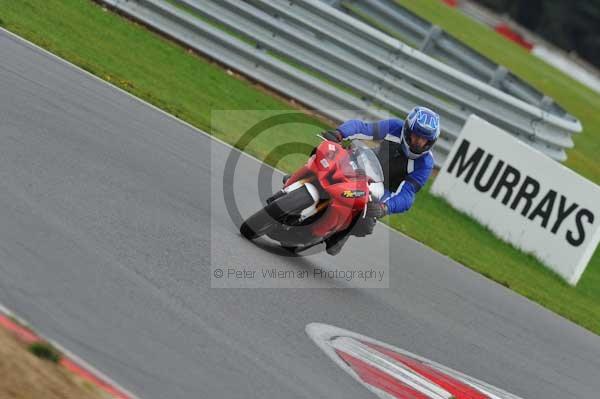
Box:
(325, 230, 350, 256)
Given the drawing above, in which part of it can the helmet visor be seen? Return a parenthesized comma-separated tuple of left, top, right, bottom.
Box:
(404, 126, 436, 154)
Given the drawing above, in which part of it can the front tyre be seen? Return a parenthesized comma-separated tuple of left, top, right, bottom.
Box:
(240, 186, 315, 240)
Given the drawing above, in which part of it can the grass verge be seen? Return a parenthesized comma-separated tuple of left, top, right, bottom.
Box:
(28, 342, 62, 363)
(0, 0, 599, 334)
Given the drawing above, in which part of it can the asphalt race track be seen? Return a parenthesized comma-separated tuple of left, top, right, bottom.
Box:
(1, 29, 600, 399)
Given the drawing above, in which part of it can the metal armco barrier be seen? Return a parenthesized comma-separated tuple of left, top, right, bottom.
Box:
(337, 0, 566, 110)
(99, 0, 390, 122)
(99, 0, 582, 166)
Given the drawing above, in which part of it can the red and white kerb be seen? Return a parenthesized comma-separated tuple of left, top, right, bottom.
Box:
(306, 323, 525, 399)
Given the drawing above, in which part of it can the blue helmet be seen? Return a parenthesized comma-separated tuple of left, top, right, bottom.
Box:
(401, 106, 441, 159)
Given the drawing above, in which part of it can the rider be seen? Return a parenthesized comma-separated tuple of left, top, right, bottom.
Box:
(322, 106, 440, 255)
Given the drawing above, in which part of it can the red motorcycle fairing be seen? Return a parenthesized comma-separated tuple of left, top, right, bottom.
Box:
(284, 141, 369, 238)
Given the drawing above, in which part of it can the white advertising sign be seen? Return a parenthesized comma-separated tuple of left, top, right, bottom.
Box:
(432, 115, 600, 285)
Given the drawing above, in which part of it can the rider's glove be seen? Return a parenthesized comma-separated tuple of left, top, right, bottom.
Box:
(322, 130, 343, 143)
(365, 202, 388, 219)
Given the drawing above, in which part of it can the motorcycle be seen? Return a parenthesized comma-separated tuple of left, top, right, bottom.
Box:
(240, 139, 385, 254)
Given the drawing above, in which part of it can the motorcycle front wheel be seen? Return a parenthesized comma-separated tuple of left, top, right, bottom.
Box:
(240, 186, 315, 240)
